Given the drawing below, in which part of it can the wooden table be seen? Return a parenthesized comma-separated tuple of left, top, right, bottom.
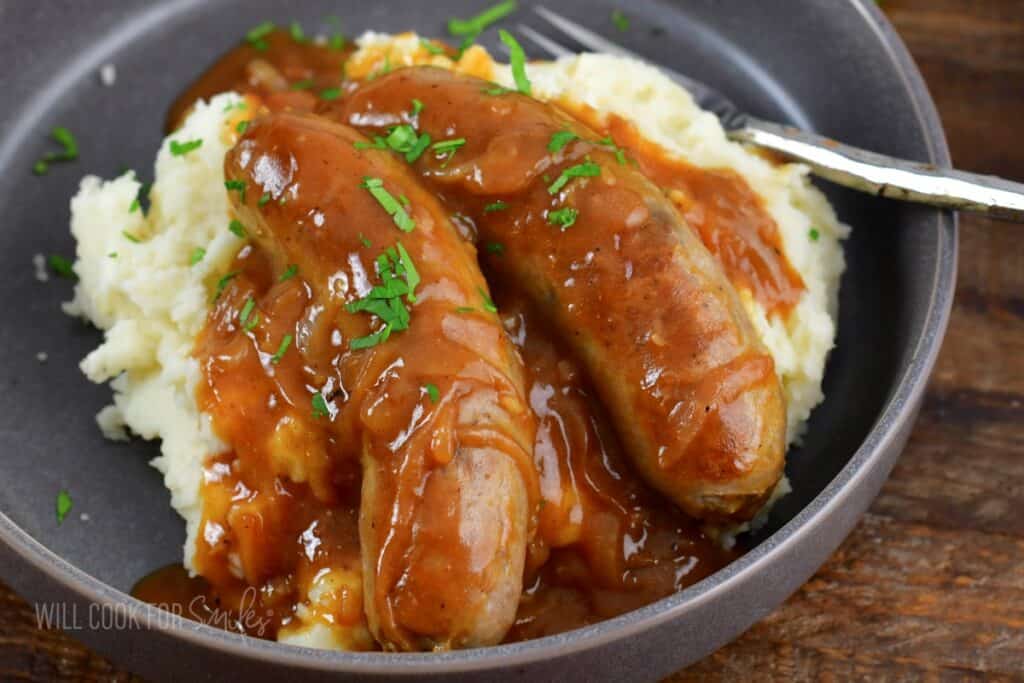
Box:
(2, 1, 1022, 679)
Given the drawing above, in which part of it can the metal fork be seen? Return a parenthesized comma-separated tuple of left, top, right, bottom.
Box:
(513, 6, 1024, 222)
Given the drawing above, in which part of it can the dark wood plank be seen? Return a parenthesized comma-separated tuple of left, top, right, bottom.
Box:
(3, 1, 1023, 680)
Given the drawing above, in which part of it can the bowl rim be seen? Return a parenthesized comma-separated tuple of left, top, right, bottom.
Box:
(0, 0, 957, 674)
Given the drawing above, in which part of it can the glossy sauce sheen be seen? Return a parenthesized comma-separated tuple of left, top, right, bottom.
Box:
(335, 68, 786, 522)
(135, 37, 792, 645)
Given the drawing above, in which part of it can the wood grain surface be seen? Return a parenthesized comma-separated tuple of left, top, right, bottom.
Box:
(2, 1, 1022, 680)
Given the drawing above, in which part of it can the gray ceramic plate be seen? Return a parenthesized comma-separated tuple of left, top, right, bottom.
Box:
(0, 1, 956, 680)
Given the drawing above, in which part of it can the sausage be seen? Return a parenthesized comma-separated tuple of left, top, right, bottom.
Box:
(224, 111, 537, 650)
(334, 67, 785, 522)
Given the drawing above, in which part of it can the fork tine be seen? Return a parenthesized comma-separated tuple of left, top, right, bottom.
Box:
(530, 5, 739, 123)
(516, 23, 574, 59)
(533, 5, 635, 59)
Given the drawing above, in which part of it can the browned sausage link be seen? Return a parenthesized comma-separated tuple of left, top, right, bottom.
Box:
(224, 112, 538, 649)
(335, 67, 786, 522)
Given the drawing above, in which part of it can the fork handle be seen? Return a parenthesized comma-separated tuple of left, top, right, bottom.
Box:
(729, 117, 1024, 222)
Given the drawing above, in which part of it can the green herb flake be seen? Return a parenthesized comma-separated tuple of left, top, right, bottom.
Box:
(246, 21, 275, 51)
(279, 264, 298, 281)
(432, 138, 467, 155)
(108, 252, 118, 259)
(319, 87, 343, 101)
(345, 243, 420, 349)
(359, 233, 372, 248)
(271, 334, 294, 364)
(548, 206, 579, 229)
(290, 79, 315, 91)
(329, 33, 346, 51)
(478, 286, 498, 313)
(485, 242, 505, 255)
(354, 136, 388, 151)
(213, 270, 240, 301)
(548, 130, 579, 153)
(32, 126, 79, 175)
(229, 219, 247, 237)
(289, 20, 306, 43)
(170, 138, 203, 157)
(411, 99, 425, 116)
(239, 297, 257, 328)
(361, 177, 416, 232)
(311, 392, 330, 419)
(258, 192, 271, 207)
(548, 160, 601, 194)
(809, 227, 821, 242)
(236, 120, 250, 135)
(425, 383, 440, 403)
(484, 201, 508, 213)
(420, 39, 446, 56)
(122, 230, 142, 243)
(448, 1, 518, 37)
(611, 9, 630, 32)
(129, 198, 140, 213)
(48, 255, 76, 280)
(56, 490, 72, 524)
(190, 247, 206, 265)
(454, 306, 476, 314)
(499, 29, 532, 95)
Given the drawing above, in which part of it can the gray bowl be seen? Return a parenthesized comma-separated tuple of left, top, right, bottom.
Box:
(0, 0, 955, 680)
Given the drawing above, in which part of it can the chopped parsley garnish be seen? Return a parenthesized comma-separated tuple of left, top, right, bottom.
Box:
(425, 383, 440, 403)
(595, 136, 628, 165)
(128, 182, 151, 214)
(329, 33, 346, 50)
(481, 85, 513, 96)
(236, 120, 250, 134)
(108, 252, 118, 259)
(258, 192, 271, 207)
(448, 1, 518, 37)
(809, 227, 821, 241)
(362, 177, 415, 232)
(484, 201, 508, 213)
(48, 255, 76, 280)
(359, 233, 372, 248)
(279, 264, 298, 281)
(239, 297, 257, 328)
(246, 21, 275, 51)
(454, 306, 476, 314)
(169, 138, 203, 156)
(548, 206, 579, 229)
(190, 247, 206, 265)
(271, 334, 293, 363)
(33, 127, 78, 175)
(611, 9, 630, 31)
(548, 130, 579, 153)
(411, 99, 425, 116)
(56, 490, 72, 524)
(478, 287, 498, 313)
(122, 230, 142, 243)
(225, 179, 247, 203)
(290, 79, 315, 91)
(289, 20, 306, 43)
(432, 137, 466, 165)
(346, 243, 420, 349)
(213, 270, 240, 301)
(420, 39, 446, 56)
(223, 100, 248, 112)
(311, 392, 330, 419)
(319, 87, 342, 101)
(499, 30, 531, 95)
(229, 219, 247, 237)
(548, 160, 601, 194)
(485, 241, 505, 255)
(372, 124, 432, 163)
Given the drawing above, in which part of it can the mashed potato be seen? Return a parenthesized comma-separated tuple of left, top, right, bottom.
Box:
(65, 33, 846, 648)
